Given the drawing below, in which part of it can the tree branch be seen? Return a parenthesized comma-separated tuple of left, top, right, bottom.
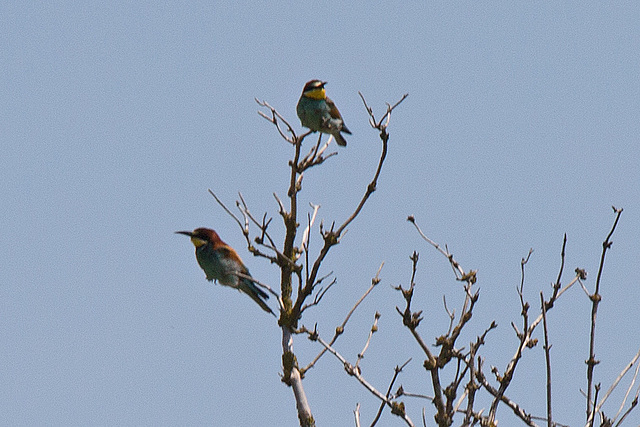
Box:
(292, 93, 407, 326)
(301, 263, 383, 374)
(371, 358, 412, 427)
(586, 206, 623, 424)
(540, 292, 553, 427)
(312, 335, 415, 427)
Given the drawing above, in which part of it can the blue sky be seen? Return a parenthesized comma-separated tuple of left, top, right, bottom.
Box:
(2, 2, 639, 425)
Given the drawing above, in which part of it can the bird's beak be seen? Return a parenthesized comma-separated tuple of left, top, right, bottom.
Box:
(321, 81, 328, 86)
(175, 231, 193, 237)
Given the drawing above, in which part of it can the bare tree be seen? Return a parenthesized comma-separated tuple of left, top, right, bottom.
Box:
(206, 90, 638, 426)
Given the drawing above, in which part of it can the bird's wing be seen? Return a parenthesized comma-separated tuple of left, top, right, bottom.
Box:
(218, 246, 273, 314)
(326, 97, 351, 134)
(325, 97, 342, 120)
(217, 245, 244, 268)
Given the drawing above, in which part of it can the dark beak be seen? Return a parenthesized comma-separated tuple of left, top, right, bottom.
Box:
(175, 231, 193, 237)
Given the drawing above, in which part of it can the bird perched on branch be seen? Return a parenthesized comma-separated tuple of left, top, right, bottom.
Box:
(296, 79, 351, 147)
(176, 227, 274, 315)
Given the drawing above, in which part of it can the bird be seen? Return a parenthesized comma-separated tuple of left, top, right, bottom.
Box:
(296, 79, 351, 147)
(176, 227, 274, 316)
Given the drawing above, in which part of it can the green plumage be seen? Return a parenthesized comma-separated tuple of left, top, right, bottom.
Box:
(177, 228, 274, 316)
(297, 80, 351, 147)
(195, 243, 272, 314)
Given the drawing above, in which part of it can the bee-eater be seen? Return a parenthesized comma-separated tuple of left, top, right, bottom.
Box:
(176, 228, 274, 315)
(296, 79, 351, 147)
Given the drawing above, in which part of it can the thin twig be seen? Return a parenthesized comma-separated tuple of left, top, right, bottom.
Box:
(299, 134, 338, 171)
(461, 323, 497, 426)
(475, 364, 539, 427)
(300, 204, 321, 255)
(370, 358, 412, 427)
(334, 92, 408, 238)
(407, 216, 474, 283)
(540, 292, 553, 427)
(300, 277, 336, 313)
(532, 274, 581, 331)
(314, 336, 415, 427)
(488, 249, 535, 423)
(396, 390, 433, 400)
(237, 193, 280, 251)
(586, 206, 623, 424)
(208, 189, 245, 231)
(394, 252, 448, 422)
(273, 192, 286, 217)
(359, 92, 408, 129)
(301, 263, 384, 374)
(208, 189, 280, 264)
(614, 355, 640, 424)
(443, 295, 456, 336)
(593, 346, 640, 423)
(356, 312, 381, 370)
(255, 98, 298, 144)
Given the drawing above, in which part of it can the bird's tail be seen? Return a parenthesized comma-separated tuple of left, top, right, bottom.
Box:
(239, 278, 275, 316)
(334, 132, 348, 147)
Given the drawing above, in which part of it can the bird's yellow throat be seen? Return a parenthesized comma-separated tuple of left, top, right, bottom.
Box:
(304, 88, 326, 100)
(190, 236, 207, 248)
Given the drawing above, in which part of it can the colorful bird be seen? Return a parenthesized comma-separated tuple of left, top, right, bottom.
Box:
(296, 79, 351, 147)
(176, 227, 274, 315)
